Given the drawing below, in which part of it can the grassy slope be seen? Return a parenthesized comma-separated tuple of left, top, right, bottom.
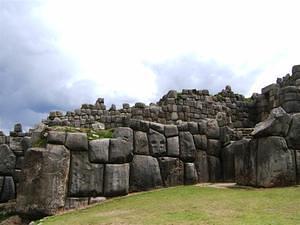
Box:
(37, 185, 300, 225)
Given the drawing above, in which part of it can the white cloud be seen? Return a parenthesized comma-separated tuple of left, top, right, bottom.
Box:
(1, 0, 300, 132)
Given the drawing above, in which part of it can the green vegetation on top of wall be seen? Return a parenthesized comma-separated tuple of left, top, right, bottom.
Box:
(49, 126, 114, 140)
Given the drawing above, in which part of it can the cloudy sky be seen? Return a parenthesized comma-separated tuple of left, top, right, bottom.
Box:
(0, 0, 300, 133)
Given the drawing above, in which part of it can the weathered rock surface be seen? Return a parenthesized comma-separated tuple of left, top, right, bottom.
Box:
(104, 164, 130, 197)
(221, 142, 235, 182)
(89, 139, 109, 163)
(295, 150, 300, 184)
(193, 135, 207, 150)
(184, 163, 198, 185)
(0, 144, 16, 175)
(179, 132, 196, 162)
(65, 133, 88, 151)
(47, 131, 66, 145)
(286, 113, 300, 149)
(134, 131, 149, 155)
(207, 156, 222, 182)
(234, 139, 256, 186)
(148, 129, 166, 156)
(64, 197, 89, 210)
(109, 138, 133, 163)
(158, 157, 184, 187)
(206, 119, 220, 139)
(130, 155, 162, 191)
(164, 125, 178, 137)
(252, 107, 291, 137)
(69, 151, 104, 197)
(194, 150, 209, 182)
(167, 136, 180, 157)
(207, 139, 221, 157)
(257, 137, 296, 187)
(0, 176, 15, 203)
(16, 145, 70, 218)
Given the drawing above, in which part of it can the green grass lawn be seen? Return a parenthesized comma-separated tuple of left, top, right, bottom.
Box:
(35, 185, 300, 225)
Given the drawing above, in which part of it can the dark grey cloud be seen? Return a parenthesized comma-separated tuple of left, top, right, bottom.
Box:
(0, 1, 99, 133)
(148, 55, 261, 98)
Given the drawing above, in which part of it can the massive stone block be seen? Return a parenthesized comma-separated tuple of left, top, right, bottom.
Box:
(164, 125, 178, 137)
(286, 113, 300, 149)
(130, 155, 163, 191)
(9, 137, 24, 156)
(167, 136, 180, 157)
(89, 139, 109, 163)
(221, 142, 235, 182)
(0, 176, 15, 203)
(206, 119, 220, 139)
(148, 129, 166, 156)
(207, 139, 221, 157)
(0, 144, 16, 175)
(252, 107, 291, 138)
(16, 145, 70, 218)
(69, 151, 104, 197)
(47, 131, 66, 145)
(158, 157, 184, 187)
(194, 150, 209, 182)
(295, 150, 300, 184)
(207, 156, 222, 182)
(179, 132, 196, 162)
(234, 139, 256, 186)
(193, 135, 207, 150)
(65, 133, 88, 151)
(257, 137, 296, 187)
(112, 127, 133, 143)
(134, 131, 149, 155)
(109, 138, 133, 163)
(184, 163, 198, 185)
(104, 164, 130, 197)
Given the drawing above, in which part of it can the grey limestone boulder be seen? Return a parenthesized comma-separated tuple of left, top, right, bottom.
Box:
(65, 133, 88, 151)
(206, 119, 220, 139)
(167, 136, 180, 157)
(164, 125, 178, 137)
(0, 176, 15, 203)
(109, 138, 133, 163)
(130, 155, 162, 191)
(179, 132, 196, 162)
(89, 139, 109, 163)
(234, 139, 257, 186)
(188, 122, 199, 134)
(193, 135, 207, 150)
(148, 129, 166, 157)
(47, 131, 66, 145)
(286, 113, 300, 149)
(16, 145, 70, 218)
(110, 128, 134, 163)
(104, 164, 130, 197)
(251, 107, 291, 138)
(198, 120, 208, 135)
(9, 137, 23, 156)
(221, 142, 235, 182)
(0, 144, 16, 175)
(257, 136, 296, 187)
(134, 131, 149, 155)
(207, 139, 221, 157)
(69, 151, 104, 197)
(158, 157, 184, 187)
(207, 156, 222, 182)
(295, 150, 300, 184)
(194, 150, 209, 182)
(184, 163, 198, 185)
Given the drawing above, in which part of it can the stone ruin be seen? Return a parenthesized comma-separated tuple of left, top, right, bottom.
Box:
(1, 65, 300, 220)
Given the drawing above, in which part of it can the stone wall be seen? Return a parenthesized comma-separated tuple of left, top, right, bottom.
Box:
(15, 118, 236, 218)
(0, 124, 31, 204)
(254, 65, 300, 122)
(44, 86, 255, 130)
(232, 107, 299, 187)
